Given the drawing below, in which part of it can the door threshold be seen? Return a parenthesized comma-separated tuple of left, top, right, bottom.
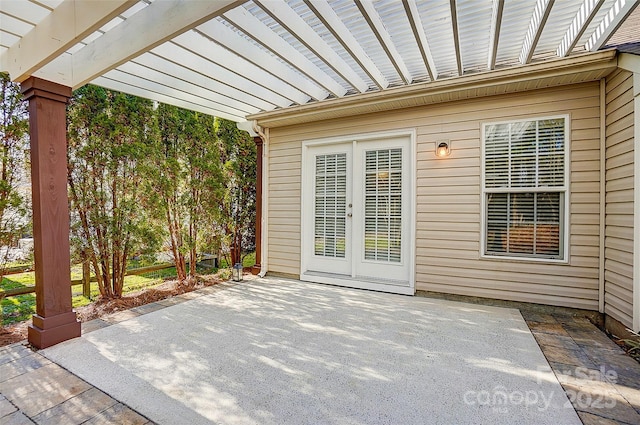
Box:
(301, 270, 414, 295)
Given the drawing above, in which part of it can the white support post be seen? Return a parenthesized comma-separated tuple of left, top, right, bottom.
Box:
(620, 54, 640, 333)
(599, 79, 606, 313)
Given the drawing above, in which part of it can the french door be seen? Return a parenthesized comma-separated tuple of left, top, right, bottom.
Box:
(301, 136, 414, 295)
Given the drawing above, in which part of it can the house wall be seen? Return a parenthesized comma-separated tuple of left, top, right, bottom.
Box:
(604, 69, 635, 327)
(266, 82, 602, 310)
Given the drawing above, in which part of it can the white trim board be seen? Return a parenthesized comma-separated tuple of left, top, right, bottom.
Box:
(633, 71, 640, 333)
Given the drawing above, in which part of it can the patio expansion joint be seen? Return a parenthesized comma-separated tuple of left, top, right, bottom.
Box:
(0, 282, 250, 424)
(0, 344, 156, 425)
(0, 392, 23, 421)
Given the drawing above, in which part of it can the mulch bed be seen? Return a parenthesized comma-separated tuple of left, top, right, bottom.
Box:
(0, 274, 223, 347)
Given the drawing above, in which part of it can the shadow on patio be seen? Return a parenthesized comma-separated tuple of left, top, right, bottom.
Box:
(22, 276, 581, 425)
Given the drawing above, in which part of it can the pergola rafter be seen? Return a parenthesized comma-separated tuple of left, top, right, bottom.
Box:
(585, 0, 639, 51)
(520, 0, 557, 64)
(557, 0, 606, 57)
(254, 0, 368, 93)
(403, 0, 438, 81)
(132, 52, 278, 112)
(93, 75, 244, 122)
(223, 5, 347, 98)
(305, 0, 389, 90)
(354, 0, 413, 85)
(196, 19, 328, 101)
(115, 60, 261, 116)
(103, 67, 252, 121)
(42, 0, 242, 89)
(3, 0, 637, 122)
(488, 0, 505, 70)
(449, 0, 464, 76)
(152, 42, 292, 110)
(172, 31, 308, 105)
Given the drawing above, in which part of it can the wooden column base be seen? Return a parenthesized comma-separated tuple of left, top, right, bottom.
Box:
(28, 312, 81, 349)
(250, 264, 262, 275)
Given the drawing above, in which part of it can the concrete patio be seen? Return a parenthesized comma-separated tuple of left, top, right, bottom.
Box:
(1, 277, 639, 424)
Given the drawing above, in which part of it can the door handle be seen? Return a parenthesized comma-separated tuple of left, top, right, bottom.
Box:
(347, 213, 352, 217)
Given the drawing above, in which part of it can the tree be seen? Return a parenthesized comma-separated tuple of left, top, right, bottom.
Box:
(215, 118, 256, 266)
(147, 104, 223, 281)
(0, 72, 30, 270)
(67, 85, 157, 298)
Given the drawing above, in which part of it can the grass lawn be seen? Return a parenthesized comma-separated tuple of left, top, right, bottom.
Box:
(218, 252, 256, 269)
(1, 252, 256, 326)
(0, 272, 38, 325)
(1, 264, 197, 325)
(0, 267, 176, 325)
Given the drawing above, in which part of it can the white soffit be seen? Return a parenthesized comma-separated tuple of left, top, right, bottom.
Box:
(1, 0, 638, 122)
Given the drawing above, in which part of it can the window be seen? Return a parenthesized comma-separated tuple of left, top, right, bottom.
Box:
(314, 153, 347, 258)
(482, 117, 568, 260)
(364, 148, 402, 263)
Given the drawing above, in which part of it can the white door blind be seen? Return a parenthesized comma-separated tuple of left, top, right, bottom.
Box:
(315, 153, 347, 258)
(483, 117, 566, 259)
(364, 148, 402, 263)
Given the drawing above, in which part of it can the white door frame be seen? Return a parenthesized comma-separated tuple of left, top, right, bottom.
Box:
(300, 129, 416, 295)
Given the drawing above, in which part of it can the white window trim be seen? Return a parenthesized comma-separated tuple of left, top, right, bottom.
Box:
(480, 114, 570, 263)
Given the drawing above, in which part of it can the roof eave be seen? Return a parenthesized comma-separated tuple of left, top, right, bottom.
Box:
(248, 49, 619, 128)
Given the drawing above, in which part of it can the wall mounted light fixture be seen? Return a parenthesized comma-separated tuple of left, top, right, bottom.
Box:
(435, 141, 451, 158)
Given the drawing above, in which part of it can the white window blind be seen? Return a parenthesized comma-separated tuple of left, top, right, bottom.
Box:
(314, 153, 347, 258)
(483, 118, 566, 259)
(364, 148, 402, 263)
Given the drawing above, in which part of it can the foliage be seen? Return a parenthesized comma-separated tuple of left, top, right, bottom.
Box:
(217, 268, 232, 281)
(622, 329, 640, 361)
(1, 266, 177, 324)
(218, 251, 255, 269)
(0, 72, 30, 270)
(67, 85, 160, 298)
(214, 118, 256, 266)
(624, 339, 640, 355)
(1, 262, 221, 325)
(146, 104, 223, 281)
(1, 77, 259, 325)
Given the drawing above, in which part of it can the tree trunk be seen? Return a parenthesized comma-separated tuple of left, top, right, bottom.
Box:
(230, 231, 241, 266)
(189, 220, 197, 278)
(166, 208, 187, 281)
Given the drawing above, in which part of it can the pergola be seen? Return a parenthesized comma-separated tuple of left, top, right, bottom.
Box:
(1, 0, 638, 348)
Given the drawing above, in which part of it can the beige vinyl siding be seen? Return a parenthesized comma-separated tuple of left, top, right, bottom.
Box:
(267, 83, 601, 309)
(267, 140, 301, 274)
(604, 69, 635, 327)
